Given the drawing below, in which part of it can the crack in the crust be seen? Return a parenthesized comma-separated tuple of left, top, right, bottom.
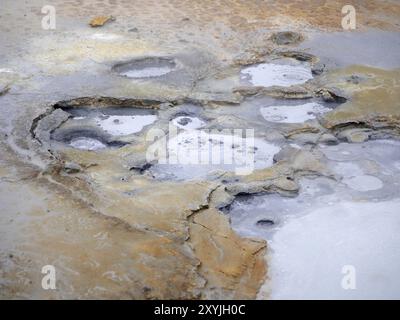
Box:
(43, 168, 198, 241)
(329, 121, 400, 133)
(191, 220, 215, 233)
(2, 133, 150, 237)
(53, 96, 166, 109)
(185, 183, 269, 297)
(285, 127, 321, 138)
(29, 107, 55, 143)
(44, 163, 231, 245)
(29, 108, 69, 164)
(187, 184, 220, 218)
(40, 172, 150, 236)
(129, 163, 153, 174)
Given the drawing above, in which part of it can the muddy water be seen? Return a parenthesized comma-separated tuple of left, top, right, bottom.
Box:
(260, 102, 329, 123)
(149, 132, 281, 180)
(240, 59, 313, 87)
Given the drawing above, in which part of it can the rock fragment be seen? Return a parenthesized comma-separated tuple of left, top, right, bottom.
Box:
(89, 16, 115, 27)
(279, 51, 316, 62)
(316, 88, 348, 103)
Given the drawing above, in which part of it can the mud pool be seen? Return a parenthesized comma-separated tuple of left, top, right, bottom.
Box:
(228, 140, 400, 299)
(260, 102, 330, 123)
(240, 59, 313, 87)
(51, 107, 158, 150)
(149, 132, 281, 180)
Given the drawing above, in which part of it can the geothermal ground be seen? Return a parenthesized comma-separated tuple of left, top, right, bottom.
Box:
(0, 0, 400, 299)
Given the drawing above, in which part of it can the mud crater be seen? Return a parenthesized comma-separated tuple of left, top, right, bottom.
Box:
(33, 97, 162, 151)
(54, 107, 158, 150)
(112, 57, 177, 79)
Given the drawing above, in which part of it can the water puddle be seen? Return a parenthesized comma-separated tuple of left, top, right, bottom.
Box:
(149, 132, 280, 180)
(240, 59, 313, 87)
(65, 107, 157, 136)
(321, 139, 400, 170)
(112, 57, 176, 79)
(320, 140, 400, 194)
(265, 198, 400, 299)
(260, 102, 329, 123)
(228, 177, 336, 240)
(69, 137, 107, 150)
(94, 114, 157, 136)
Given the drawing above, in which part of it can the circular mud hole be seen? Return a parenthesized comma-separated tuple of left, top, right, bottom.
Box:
(256, 219, 275, 227)
(260, 102, 330, 123)
(112, 57, 176, 79)
(240, 59, 313, 87)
